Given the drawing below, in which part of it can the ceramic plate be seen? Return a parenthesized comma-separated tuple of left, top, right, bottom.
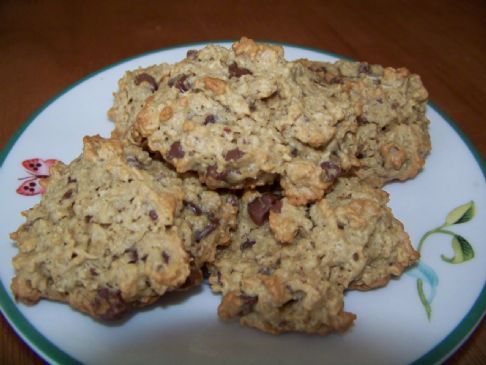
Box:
(0, 42, 485, 365)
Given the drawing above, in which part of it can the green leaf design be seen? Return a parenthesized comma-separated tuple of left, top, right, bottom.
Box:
(445, 201, 475, 225)
(441, 234, 475, 264)
(417, 279, 432, 320)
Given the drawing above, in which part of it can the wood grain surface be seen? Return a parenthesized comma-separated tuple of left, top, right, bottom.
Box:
(0, 1, 484, 364)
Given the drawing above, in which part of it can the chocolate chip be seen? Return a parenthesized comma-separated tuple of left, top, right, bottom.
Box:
(194, 223, 217, 243)
(149, 210, 158, 221)
(320, 161, 341, 182)
(270, 199, 282, 213)
(141, 254, 148, 262)
(94, 288, 131, 321)
(71, 252, 78, 259)
(206, 212, 220, 224)
(168, 74, 189, 93)
(162, 251, 170, 264)
(357, 115, 368, 125)
(329, 76, 343, 84)
(206, 165, 229, 181)
(97, 288, 111, 300)
(67, 176, 77, 183)
(228, 62, 252, 78)
(206, 165, 219, 179)
(224, 148, 244, 161)
(186, 49, 198, 59)
(240, 239, 256, 251)
(239, 294, 258, 316)
(90, 268, 98, 276)
(358, 62, 371, 74)
(62, 189, 73, 200)
(290, 148, 298, 157)
(352, 252, 360, 261)
(167, 141, 185, 159)
(183, 200, 203, 215)
(85, 215, 92, 223)
(134, 73, 158, 92)
(356, 152, 365, 159)
(125, 248, 139, 264)
(203, 114, 216, 125)
(247, 194, 282, 226)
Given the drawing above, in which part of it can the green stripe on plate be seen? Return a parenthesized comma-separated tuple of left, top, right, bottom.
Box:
(0, 282, 81, 365)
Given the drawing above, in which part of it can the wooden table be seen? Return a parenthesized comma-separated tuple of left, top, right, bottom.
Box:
(0, 1, 484, 364)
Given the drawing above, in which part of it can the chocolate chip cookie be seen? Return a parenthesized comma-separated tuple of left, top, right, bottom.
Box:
(208, 178, 419, 334)
(11, 136, 237, 319)
(128, 37, 359, 205)
(298, 59, 431, 186)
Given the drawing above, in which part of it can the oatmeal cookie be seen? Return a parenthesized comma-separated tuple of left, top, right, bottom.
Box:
(208, 178, 418, 334)
(128, 37, 359, 205)
(299, 59, 431, 186)
(110, 39, 430, 203)
(10, 136, 237, 319)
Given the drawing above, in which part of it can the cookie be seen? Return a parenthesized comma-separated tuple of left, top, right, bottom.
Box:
(298, 59, 431, 186)
(10, 136, 237, 319)
(128, 37, 359, 205)
(108, 63, 172, 140)
(208, 178, 419, 334)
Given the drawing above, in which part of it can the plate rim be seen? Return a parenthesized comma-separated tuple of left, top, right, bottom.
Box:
(0, 40, 485, 365)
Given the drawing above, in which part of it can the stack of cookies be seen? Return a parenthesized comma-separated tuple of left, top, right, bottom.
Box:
(11, 37, 430, 335)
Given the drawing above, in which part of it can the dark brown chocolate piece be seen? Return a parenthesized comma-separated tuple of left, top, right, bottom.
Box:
(224, 148, 244, 161)
(228, 62, 252, 78)
(320, 162, 341, 182)
(167, 141, 185, 159)
(134, 73, 158, 92)
(240, 239, 256, 251)
(94, 288, 131, 321)
(247, 194, 281, 226)
(194, 223, 217, 243)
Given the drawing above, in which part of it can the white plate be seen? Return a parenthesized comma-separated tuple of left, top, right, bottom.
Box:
(0, 42, 485, 365)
